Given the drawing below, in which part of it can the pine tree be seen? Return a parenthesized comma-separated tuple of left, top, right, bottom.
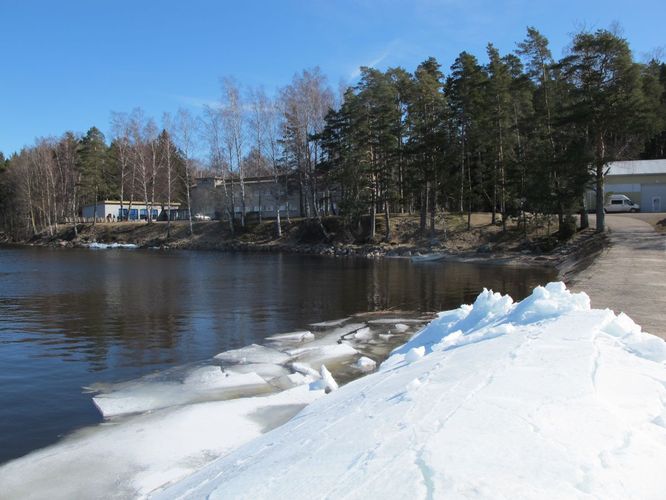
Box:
(447, 52, 487, 229)
(77, 127, 109, 226)
(484, 44, 515, 228)
(408, 58, 447, 235)
(561, 29, 649, 232)
(641, 61, 666, 159)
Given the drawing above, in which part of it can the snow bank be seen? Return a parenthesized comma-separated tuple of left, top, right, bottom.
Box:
(156, 282, 666, 500)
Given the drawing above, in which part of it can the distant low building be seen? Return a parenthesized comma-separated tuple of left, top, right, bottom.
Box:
(81, 201, 182, 221)
(192, 174, 311, 221)
(586, 159, 666, 212)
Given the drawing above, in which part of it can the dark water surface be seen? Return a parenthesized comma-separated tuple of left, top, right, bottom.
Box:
(0, 246, 556, 463)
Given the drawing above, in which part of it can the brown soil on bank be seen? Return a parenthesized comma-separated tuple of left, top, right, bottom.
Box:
(17, 213, 607, 274)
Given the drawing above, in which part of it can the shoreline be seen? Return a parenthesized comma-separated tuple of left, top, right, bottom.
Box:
(1, 217, 608, 282)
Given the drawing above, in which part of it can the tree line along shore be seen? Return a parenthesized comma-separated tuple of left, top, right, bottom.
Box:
(9, 213, 608, 280)
(1, 27, 664, 245)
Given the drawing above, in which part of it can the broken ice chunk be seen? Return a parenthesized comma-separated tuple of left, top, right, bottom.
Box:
(354, 356, 377, 372)
(405, 346, 425, 363)
(353, 327, 373, 340)
(310, 365, 338, 393)
(265, 331, 315, 343)
(214, 344, 291, 365)
(290, 342, 358, 370)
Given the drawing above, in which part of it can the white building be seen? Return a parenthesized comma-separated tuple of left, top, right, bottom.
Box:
(81, 201, 181, 221)
(586, 159, 666, 212)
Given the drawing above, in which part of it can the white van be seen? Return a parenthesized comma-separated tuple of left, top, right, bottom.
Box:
(604, 194, 640, 213)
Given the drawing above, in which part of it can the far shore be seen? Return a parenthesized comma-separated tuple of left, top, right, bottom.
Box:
(2, 212, 609, 282)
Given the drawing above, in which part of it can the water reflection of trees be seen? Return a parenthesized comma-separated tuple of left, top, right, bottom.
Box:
(3, 251, 555, 374)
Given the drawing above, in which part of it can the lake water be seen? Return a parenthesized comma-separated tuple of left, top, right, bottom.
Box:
(0, 246, 556, 464)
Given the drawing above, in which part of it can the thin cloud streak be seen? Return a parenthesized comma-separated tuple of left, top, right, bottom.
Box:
(348, 40, 401, 79)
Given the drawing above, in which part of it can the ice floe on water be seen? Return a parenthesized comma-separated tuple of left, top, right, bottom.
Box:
(93, 368, 273, 418)
(213, 343, 292, 365)
(309, 317, 351, 328)
(85, 242, 139, 249)
(354, 356, 377, 372)
(0, 385, 323, 499)
(6, 282, 664, 499)
(264, 330, 315, 345)
(0, 311, 427, 499)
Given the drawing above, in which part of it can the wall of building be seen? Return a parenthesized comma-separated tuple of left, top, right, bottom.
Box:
(585, 174, 666, 212)
(191, 177, 304, 220)
(640, 184, 666, 212)
(608, 175, 666, 212)
(81, 202, 179, 220)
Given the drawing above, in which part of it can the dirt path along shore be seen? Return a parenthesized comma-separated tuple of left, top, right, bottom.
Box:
(570, 214, 666, 340)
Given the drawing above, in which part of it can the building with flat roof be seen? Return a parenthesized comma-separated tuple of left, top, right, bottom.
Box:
(191, 174, 317, 221)
(586, 159, 666, 212)
(81, 201, 181, 221)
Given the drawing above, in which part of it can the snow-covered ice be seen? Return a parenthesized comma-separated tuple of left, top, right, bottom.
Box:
(288, 341, 358, 370)
(93, 367, 272, 417)
(393, 322, 410, 332)
(404, 345, 425, 363)
(213, 344, 291, 365)
(0, 385, 325, 499)
(3, 282, 666, 500)
(354, 356, 377, 372)
(367, 318, 426, 325)
(0, 313, 423, 499)
(309, 364, 339, 393)
(310, 317, 351, 328)
(353, 326, 373, 340)
(264, 330, 315, 345)
(155, 282, 666, 500)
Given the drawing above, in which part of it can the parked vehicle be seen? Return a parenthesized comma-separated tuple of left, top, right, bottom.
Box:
(604, 194, 640, 213)
(193, 213, 211, 221)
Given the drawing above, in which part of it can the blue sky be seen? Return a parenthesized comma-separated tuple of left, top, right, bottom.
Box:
(1, 0, 664, 155)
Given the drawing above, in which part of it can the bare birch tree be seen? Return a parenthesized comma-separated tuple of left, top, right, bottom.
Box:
(173, 108, 197, 236)
(220, 77, 246, 228)
(248, 86, 284, 236)
(201, 104, 234, 233)
(280, 68, 334, 235)
(110, 112, 133, 221)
